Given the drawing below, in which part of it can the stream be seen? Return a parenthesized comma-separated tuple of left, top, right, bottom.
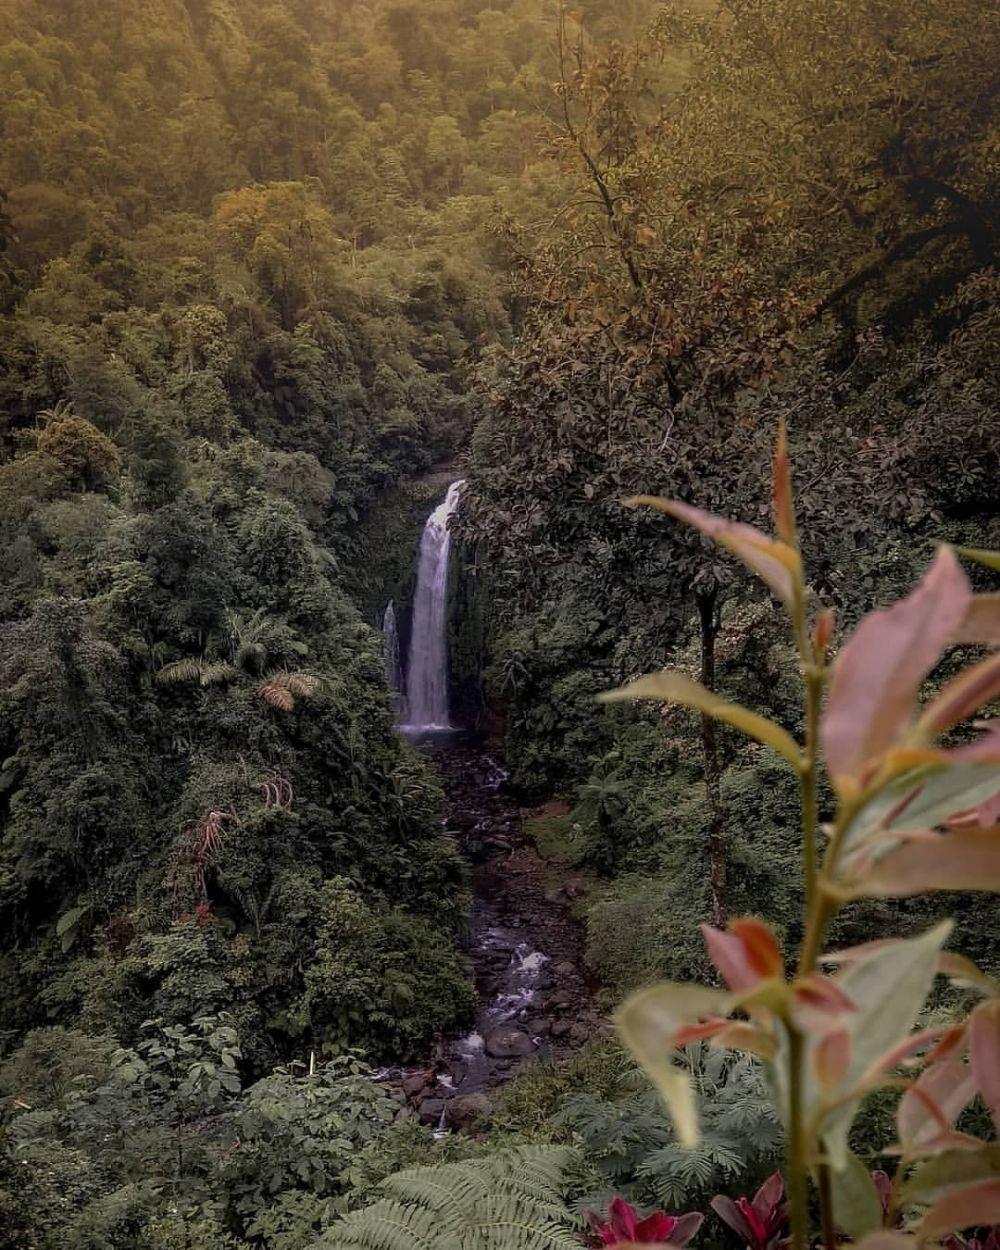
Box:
(379, 479, 606, 1133)
(380, 744, 605, 1134)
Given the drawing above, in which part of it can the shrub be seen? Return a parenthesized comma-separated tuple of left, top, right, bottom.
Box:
(587, 877, 711, 999)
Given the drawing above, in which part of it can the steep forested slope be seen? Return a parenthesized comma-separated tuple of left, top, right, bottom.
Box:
(0, 0, 598, 1057)
(459, 0, 999, 974)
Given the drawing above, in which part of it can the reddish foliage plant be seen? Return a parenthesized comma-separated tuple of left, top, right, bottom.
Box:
(603, 428, 1000, 1250)
(587, 1198, 703, 1247)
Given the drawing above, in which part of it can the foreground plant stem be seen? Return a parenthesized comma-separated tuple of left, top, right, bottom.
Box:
(799, 664, 823, 932)
(788, 584, 825, 1247)
(798, 659, 842, 1246)
(799, 787, 863, 975)
(786, 1023, 810, 1250)
(818, 1160, 838, 1250)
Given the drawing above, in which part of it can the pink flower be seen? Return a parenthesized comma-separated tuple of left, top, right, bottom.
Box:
(587, 1198, 704, 1247)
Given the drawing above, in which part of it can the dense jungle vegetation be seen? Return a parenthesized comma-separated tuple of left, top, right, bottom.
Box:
(0, 0, 997, 1247)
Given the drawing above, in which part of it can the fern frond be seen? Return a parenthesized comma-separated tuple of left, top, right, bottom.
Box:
(323, 1198, 444, 1248)
(319, 1147, 579, 1250)
(199, 661, 238, 686)
(257, 682, 295, 711)
(256, 669, 323, 710)
(156, 658, 204, 684)
(282, 670, 322, 697)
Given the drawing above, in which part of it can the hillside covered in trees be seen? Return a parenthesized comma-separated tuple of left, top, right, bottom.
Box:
(0, 1, 998, 1248)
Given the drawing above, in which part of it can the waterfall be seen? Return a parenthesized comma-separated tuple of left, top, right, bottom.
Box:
(382, 599, 401, 708)
(401, 480, 464, 735)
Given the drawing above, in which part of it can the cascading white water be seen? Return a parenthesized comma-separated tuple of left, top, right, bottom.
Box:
(401, 480, 464, 735)
(382, 599, 401, 710)
(382, 600, 400, 689)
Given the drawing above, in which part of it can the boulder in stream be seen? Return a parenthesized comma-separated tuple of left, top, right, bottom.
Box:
(484, 1026, 534, 1058)
(445, 1092, 492, 1133)
(418, 1098, 446, 1126)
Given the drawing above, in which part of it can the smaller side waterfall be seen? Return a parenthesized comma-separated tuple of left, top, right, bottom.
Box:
(382, 600, 401, 709)
(401, 480, 464, 735)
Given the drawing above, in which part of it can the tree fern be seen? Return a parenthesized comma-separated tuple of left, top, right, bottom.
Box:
(316, 1147, 582, 1250)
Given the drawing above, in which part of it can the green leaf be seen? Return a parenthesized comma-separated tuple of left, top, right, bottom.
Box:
(815, 922, 952, 1169)
(837, 761, 1000, 873)
(829, 1151, 883, 1239)
(56, 905, 89, 936)
(56, 904, 92, 952)
(615, 981, 731, 1148)
(957, 546, 1000, 572)
(901, 1145, 1000, 1205)
(884, 764, 1000, 833)
(599, 671, 802, 769)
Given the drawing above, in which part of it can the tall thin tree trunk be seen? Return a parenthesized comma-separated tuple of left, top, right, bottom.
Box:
(697, 585, 727, 927)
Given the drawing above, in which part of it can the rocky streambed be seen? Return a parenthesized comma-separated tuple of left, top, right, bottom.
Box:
(380, 746, 607, 1134)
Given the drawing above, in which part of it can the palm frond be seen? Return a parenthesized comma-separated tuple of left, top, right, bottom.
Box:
(257, 682, 295, 711)
(156, 658, 205, 684)
(199, 661, 238, 686)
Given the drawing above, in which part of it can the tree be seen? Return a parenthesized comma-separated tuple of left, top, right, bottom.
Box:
(36, 410, 120, 491)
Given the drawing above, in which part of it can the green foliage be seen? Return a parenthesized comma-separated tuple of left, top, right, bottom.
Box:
(0, 1027, 113, 1110)
(317, 1146, 583, 1250)
(494, 1042, 781, 1218)
(223, 1055, 400, 1228)
(296, 878, 478, 1061)
(0, 0, 589, 1075)
(554, 1047, 783, 1215)
(0, 1021, 432, 1250)
(586, 875, 712, 1000)
(114, 1014, 244, 1112)
(0, 434, 472, 1057)
(492, 1041, 638, 1136)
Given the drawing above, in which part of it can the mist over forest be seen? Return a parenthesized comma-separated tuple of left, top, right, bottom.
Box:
(0, 1, 997, 1247)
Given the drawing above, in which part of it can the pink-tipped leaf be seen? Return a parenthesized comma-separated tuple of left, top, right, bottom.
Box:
(969, 998, 1000, 1130)
(821, 548, 971, 791)
(857, 828, 1000, 897)
(626, 496, 801, 606)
